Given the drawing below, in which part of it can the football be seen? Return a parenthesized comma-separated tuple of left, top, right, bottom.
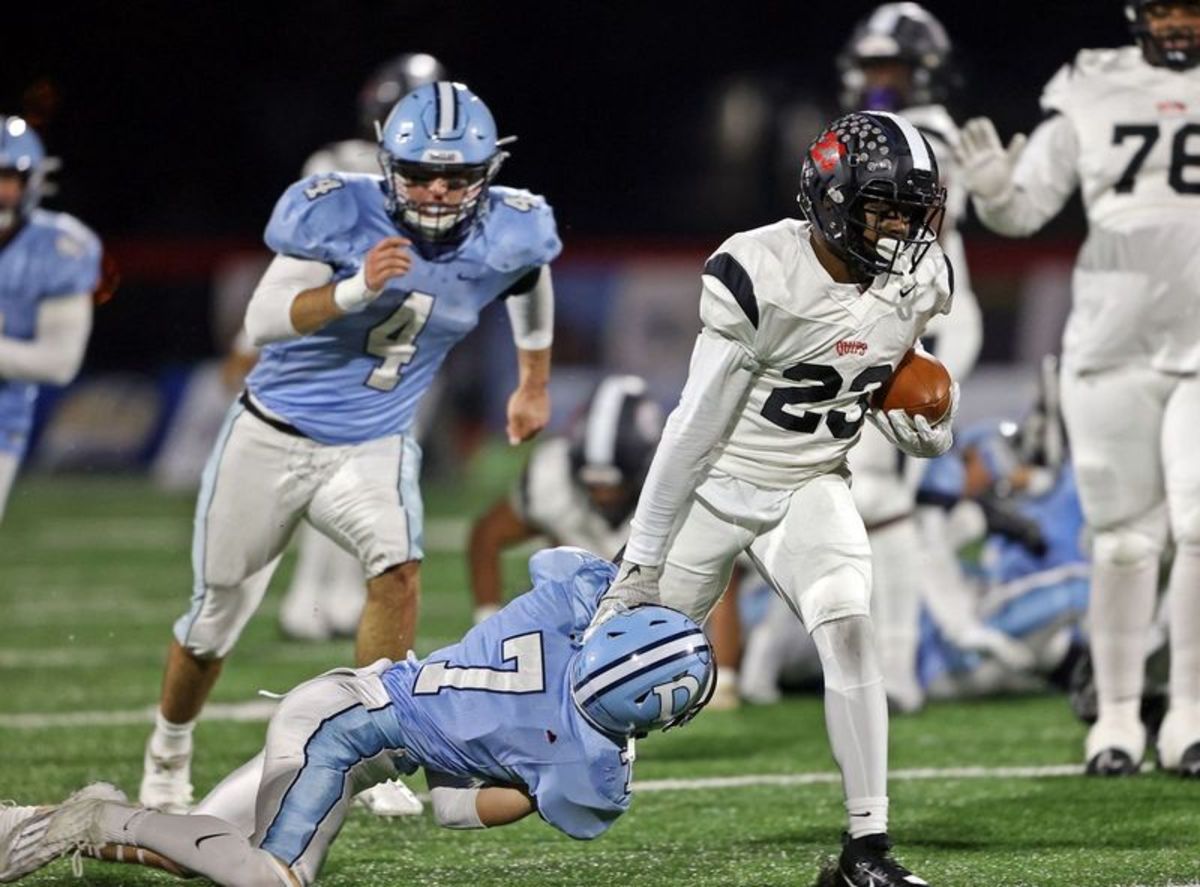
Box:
(872, 348, 953, 423)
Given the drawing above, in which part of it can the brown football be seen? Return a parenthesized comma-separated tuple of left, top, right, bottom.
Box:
(871, 349, 953, 423)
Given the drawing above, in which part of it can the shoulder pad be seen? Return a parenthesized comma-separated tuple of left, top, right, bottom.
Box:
(479, 187, 562, 274)
(700, 230, 781, 348)
(264, 173, 376, 264)
(1039, 60, 1078, 116)
(31, 210, 101, 296)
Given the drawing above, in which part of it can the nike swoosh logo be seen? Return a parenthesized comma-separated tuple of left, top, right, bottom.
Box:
(194, 832, 231, 849)
(899, 284, 917, 298)
(850, 811, 872, 817)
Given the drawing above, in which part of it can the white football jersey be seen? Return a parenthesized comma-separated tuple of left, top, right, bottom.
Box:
(904, 104, 981, 381)
(699, 219, 953, 490)
(302, 139, 380, 177)
(511, 437, 629, 559)
(975, 47, 1200, 372)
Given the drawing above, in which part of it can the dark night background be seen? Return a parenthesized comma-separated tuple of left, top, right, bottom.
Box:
(1, 1, 1127, 372)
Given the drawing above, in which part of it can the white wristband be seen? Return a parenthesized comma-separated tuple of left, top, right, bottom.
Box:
(333, 267, 381, 314)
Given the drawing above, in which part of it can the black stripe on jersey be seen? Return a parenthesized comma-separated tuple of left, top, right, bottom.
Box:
(944, 257, 955, 296)
(703, 252, 758, 329)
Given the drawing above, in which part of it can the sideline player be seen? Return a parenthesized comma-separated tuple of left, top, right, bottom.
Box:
(0, 549, 713, 887)
(591, 111, 954, 886)
(958, 0, 1200, 776)
(837, 2, 986, 712)
(0, 116, 98, 522)
(140, 82, 561, 813)
(280, 53, 448, 643)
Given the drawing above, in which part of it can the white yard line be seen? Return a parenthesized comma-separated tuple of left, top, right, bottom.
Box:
(0, 702, 1084, 785)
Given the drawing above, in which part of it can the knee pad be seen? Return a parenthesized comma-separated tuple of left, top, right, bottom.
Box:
(798, 563, 872, 632)
(1092, 508, 1168, 568)
(811, 614, 881, 691)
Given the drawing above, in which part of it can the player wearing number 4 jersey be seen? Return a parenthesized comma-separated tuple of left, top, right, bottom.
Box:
(591, 110, 952, 887)
(959, 0, 1200, 777)
(140, 81, 561, 814)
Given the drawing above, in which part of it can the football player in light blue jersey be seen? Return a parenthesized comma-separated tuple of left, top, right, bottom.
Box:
(1, 549, 714, 887)
(141, 82, 562, 815)
(0, 116, 99, 522)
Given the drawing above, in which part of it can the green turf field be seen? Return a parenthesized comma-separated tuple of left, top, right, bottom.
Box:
(2, 465, 1198, 887)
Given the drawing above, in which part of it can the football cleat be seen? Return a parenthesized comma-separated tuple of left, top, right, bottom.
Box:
(1155, 706, 1200, 777)
(0, 782, 125, 882)
(139, 741, 194, 813)
(1085, 716, 1145, 777)
(1086, 748, 1139, 776)
(353, 779, 424, 817)
(823, 832, 929, 887)
(1180, 743, 1200, 779)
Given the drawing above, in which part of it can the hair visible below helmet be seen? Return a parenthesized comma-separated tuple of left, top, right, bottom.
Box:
(568, 375, 664, 525)
(1126, 0, 1200, 69)
(0, 116, 47, 229)
(571, 605, 714, 738)
(377, 81, 507, 244)
(797, 110, 946, 283)
(358, 53, 447, 138)
(838, 2, 956, 112)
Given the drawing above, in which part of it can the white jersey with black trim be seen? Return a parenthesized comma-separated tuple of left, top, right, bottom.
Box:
(698, 219, 953, 490)
(974, 47, 1200, 372)
(903, 104, 981, 380)
(511, 437, 629, 559)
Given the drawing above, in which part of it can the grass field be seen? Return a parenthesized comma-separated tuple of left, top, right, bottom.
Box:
(2, 462, 1198, 887)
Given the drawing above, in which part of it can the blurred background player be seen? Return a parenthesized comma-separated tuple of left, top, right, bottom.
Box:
(279, 53, 449, 642)
(0, 116, 99, 522)
(590, 111, 956, 887)
(836, 2, 987, 713)
(958, 0, 1200, 776)
(0, 549, 714, 887)
(139, 82, 561, 817)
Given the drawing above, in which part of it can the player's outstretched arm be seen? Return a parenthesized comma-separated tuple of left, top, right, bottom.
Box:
(244, 237, 412, 344)
(504, 266, 555, 444)
(507, 346, 551, 444)
(427, 770, 536, 829)
(0, 292, 92, 384)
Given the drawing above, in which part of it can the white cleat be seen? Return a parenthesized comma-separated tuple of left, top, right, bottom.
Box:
(353, 779, 424, 817)
(1156, 706, 1200, 776)
(0, 782, 125, 882)
(1085, 716, 1146, 776)
(139, 741, 194, 813)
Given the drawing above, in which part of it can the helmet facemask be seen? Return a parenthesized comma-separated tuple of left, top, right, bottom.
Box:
(1128, 0, 1200, 69)
(842, 175, 946, 281)
(380, 154, 504, 244)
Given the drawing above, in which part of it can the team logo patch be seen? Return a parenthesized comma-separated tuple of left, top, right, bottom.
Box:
(836, 339, 868, 356)
(810, 130, 845, 173)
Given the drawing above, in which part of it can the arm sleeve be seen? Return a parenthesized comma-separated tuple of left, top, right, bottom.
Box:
(971, 113, 1081, 238)
(504, 265, 555, 351)
(0, 292, 92, 384)
(622, 328, 757, 566)
(243, 255, 334, 346)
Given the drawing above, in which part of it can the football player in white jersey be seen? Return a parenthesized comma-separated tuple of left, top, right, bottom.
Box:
(958, 0, 1200, 777)
(836, 3, 993, 713)
(277, 53, 447, 646)
(590, 111, 955, 887)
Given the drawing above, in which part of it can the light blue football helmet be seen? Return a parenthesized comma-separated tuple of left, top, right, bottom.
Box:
(377, 81, 508, 243)
(571, 605, 715, 738)
(0, 116, 47, 229)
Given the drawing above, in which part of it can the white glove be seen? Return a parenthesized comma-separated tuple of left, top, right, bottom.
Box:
(584, 561, 663, 642)
(957, 118, 1027, 201)
(958, 624, 1037, 672)
(869, 381, 959, 458)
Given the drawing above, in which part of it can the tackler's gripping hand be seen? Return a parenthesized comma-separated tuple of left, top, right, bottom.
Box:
(583, 562, 663, 643)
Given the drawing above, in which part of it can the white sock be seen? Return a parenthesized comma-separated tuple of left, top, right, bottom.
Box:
(868, 521, 923, 708)
(1089, 555, 1158, 722)
(1168, 543, 1200, 707)
(100, 805, 291, 886)
(812, 615, 889, 838)
(150, 711, 195, 758)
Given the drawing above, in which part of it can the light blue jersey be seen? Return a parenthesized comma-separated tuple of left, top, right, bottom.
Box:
(0, 209, 100, 454)
(246, 173, 560, 444)
(381, 547, 632, 840)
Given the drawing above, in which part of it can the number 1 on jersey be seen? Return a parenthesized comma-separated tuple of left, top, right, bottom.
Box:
(364, 292, 435, 392)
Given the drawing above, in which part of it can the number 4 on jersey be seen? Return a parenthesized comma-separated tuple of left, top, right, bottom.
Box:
(364, 292, 435, 392)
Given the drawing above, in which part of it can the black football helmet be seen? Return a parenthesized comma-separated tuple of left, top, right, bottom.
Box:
(568, 375, 664, 527)
(797, 111, 946, 284)
(837, 3, 957, 112)
(1126, 0, 1200, 69)
(358, 53, 448, 138)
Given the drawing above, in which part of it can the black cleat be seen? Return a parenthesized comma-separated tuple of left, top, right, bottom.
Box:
(1085, 747, 1139, 776)
(828, 833, 928, 887)
(1179, 742, 1200, 779)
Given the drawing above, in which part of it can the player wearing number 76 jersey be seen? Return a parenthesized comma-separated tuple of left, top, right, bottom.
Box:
(591, 111, 953, 887)
(139, 81, 561, 814)
(958, 0, 1200, 777)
